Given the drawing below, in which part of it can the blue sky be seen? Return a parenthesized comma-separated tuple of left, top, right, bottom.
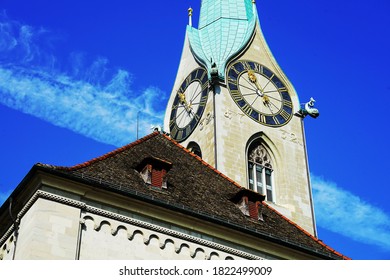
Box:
(0, 0, 389, 260)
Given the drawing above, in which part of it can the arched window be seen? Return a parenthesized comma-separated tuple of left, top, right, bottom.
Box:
(187, 142, 202, 158)
(247, 141, 274, 202)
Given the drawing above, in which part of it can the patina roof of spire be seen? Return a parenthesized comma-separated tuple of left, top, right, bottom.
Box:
(187, 0, 258, 81)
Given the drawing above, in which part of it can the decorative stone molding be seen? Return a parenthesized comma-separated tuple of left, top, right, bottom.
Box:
(1, 189, 265, 260)
(0, 239, 10, 260)
(81, 208, 264, 260)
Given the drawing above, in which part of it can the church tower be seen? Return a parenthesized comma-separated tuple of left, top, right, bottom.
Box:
(164, 0, 318, 235)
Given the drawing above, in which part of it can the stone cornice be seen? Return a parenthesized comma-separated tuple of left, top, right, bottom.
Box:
(2, 190, 263, 260)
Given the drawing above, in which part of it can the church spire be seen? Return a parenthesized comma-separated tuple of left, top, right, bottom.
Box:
(165, 0, 317, 235)
(187, 0, 258, 81)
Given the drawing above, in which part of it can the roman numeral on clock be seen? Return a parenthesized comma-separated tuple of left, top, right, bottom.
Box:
(241, 104, 253, 116)
(279, 110, 291, 121)
(272, 116, 280, 125)
(230, 90, 243, 101)
(259, 113, 266, 123)
(231, 66, 240, 75)
(254, 62, 262, 73)
(242, 61, 251, 70)
(199, 95, 207, 107)
(283, 100, 293, 108)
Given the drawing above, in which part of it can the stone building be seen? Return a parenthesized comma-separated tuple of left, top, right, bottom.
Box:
(0, 0, 348, 260)
(0, 133, 347, 259)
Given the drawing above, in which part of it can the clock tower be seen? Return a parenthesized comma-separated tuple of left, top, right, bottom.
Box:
(164, 0, 318, 236)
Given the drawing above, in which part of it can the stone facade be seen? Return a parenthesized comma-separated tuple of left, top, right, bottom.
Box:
(164, 21, 316, 235)
(0, 188, 276, 260)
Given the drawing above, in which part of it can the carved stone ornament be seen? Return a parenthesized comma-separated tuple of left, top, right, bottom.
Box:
(224, 109, 244, 121)
(280, 129, 303, 146)
(199, 112, 214, 131)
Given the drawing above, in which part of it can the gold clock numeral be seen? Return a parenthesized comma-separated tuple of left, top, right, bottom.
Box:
(259, 114, 266, 123)
(283, 100, 293, 108)
(242, 104, 253, 116)
(231, 66, 241, 75)
(199, 68, 206, 81)
(199, 95, 207, 107)
(201, 81, 209, 91)
(228, 76, 237, 84)
(242, 61, 251, 70)
(253, 62, 262, 73)
(230, 90, 243, 102)
(273, 116, 280, 125)
(185, 75, 192, 87)
(279, 110, 291, 121)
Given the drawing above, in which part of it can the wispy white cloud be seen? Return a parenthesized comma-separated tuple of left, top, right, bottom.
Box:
(0, 66, 165, 146)
(0, 11, 166, 147)
(312, 174, 390, 251)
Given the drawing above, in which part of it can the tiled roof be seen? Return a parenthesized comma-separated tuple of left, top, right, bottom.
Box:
(42, 132, 349, 259)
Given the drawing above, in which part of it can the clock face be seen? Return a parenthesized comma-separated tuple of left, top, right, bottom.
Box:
(227, 60, 293, 127)
(169, 67, 209, 142)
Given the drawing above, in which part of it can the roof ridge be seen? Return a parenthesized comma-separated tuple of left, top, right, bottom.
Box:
(161, 133, 242, 190)
(55, 132, 160, 171)
(261, 202, 351, 260)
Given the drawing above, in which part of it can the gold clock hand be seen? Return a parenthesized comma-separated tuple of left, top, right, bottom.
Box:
(262, 95, 274, 114)
(248, 70, 264, 96)
(178, 92, 192, 113)
(178, 92, 187, 105)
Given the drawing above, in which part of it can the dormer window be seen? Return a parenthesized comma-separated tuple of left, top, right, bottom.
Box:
(231, 189, 265, 221)
(137, 157, 172, 189)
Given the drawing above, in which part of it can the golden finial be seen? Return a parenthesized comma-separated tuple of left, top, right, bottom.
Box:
(188, 7, 193, 27)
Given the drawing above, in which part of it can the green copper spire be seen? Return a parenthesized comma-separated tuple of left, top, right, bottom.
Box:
(187, 0, 258, 81)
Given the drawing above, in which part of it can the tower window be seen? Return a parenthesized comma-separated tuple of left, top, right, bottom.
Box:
(247, 143, 274, 202)
(187, 142, 202, 158)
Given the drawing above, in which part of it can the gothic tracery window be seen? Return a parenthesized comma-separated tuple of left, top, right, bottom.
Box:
(248, 142, 274, 202)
